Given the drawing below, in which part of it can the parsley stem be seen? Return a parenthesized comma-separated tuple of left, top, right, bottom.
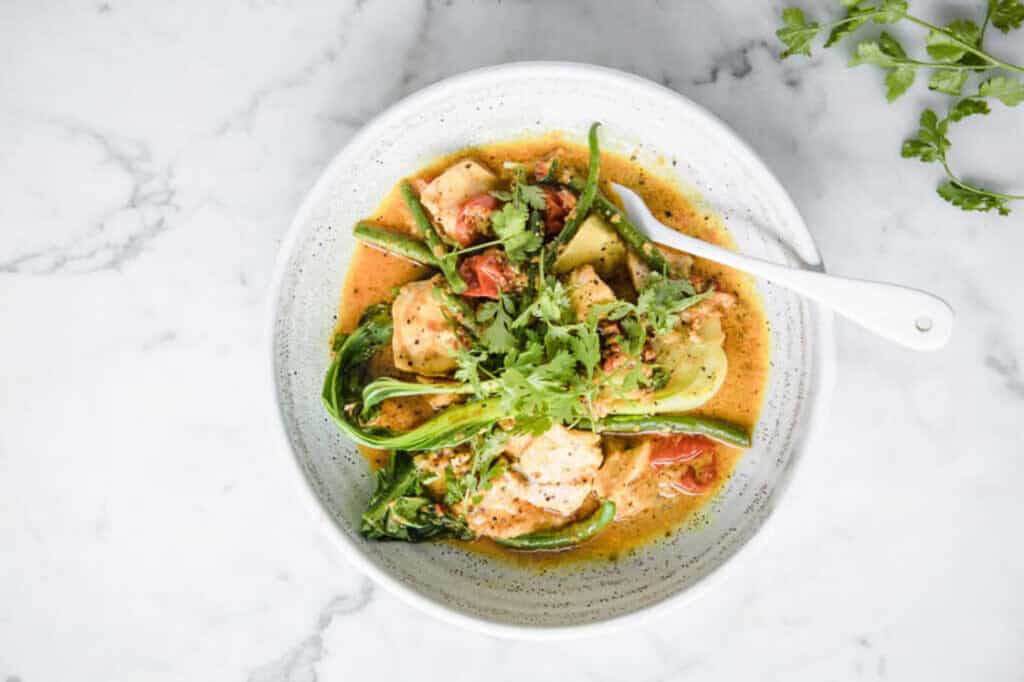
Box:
(979, 1, 994, 43)
(902, 13, 1024, 74)
(448, 239, 503, 257)
(940, 158, 1024, 201)
(892, 59, 994, 71)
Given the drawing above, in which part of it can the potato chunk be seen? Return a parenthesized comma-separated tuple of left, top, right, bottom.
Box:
(626, 246, 693, 292)
(567, 264, 617, 322)
(552, 214, 626, 278)
(391, 276, 460, 376)
(418, 159, 498, 244)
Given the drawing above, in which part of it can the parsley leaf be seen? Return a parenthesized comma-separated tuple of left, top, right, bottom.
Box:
(978, 76, 1024, 106)
(444, 465, 471, 505)
(825, 5, 873, 47)
(901, 109, 950, 163)
(490, 171, 545, 262)
(515, 183, 547, 211)
(777, 8, 820, 58)
(948, 98, 991, 121)
(851, 31, 904, 67)
(477, 295, 518, 353)
(491, 203, 541, 262)
(886, 67, 917, 100)
(851, 32, 917, 100)
(938, 181, 1012, 215)
(777, 1, 1023, 215)
(903, 103, 1021, 215)
(992, 0, 1024, 33)
(637, 272, 713, 337)
(453, 347, 488, 394)
(929, 69, 969, 96)
(926, 20, 981, 62)
(873, 0, 908, 23)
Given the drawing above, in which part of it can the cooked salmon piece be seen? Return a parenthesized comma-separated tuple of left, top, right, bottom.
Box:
(418, 160, 498, 246)
(391, 276, 461, 376)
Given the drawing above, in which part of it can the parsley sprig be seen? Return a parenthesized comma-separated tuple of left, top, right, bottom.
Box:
(489, 169, 546, 262)
(778, 0, 1024, 215)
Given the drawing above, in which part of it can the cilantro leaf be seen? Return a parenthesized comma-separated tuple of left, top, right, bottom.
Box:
(878, 31, 908, 59)
(490, 203, 541, 262)
(928, 69, 968, 96)
(886, 67, 917, 100)
(444, 465, 470, 505)
(777, 8, 820, 58)
(516, 183, 547, 211)
(850, 40, 897, 67)
(938, 181, 1012, 215)
(926, 20, 981, 62)
(454, 347, 489, 394)
(948, 98, 991, 121)
(992, 0, 1024, 32)
(851, 33, 915, 100)
(777, 1, 1022, 216)
(825, 6, 872, 47)
(874, 0, 908, 23)
(851, 32, 906, 68)
(490, 170, 546, 262)
(901, 109, 950, 163)
(978, 76, 1024, 106)
(477, 296, 518, 353)
(637, 272, 712, 337)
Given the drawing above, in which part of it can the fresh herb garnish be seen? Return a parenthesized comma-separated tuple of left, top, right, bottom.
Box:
(489, 169, 545, 262)
(777, 0, 1024, 215)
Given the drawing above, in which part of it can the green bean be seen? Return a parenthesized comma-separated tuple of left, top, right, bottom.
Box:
(591, 414, 751, 447)
(566, 177, 671, 273)
(538, 158, 561, 184)
(594, 194, 670, 271)
(354, 222, 437, 266)
(400, 181, 467, 293)
(546, 122, 602, 267)
(494, 500, 616, 550)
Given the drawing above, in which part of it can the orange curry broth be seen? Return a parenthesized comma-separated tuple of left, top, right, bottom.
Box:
(333, 133, 770, 569)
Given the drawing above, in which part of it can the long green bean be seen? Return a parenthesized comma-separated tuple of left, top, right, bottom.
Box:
(590, 414, 751, 447)
(354, 222, 437, 266)
(400, 181, 467, 293)
(546, 122, 602, 267)
(494, 500, 616, 550)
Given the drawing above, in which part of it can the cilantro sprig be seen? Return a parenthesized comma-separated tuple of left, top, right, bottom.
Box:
(777, 0, 1024, 215)
(489, 168, 546, 262)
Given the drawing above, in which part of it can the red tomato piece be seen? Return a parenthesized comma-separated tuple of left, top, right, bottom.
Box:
(542, 187, 577, 236)
(649, 434, 715, 466)
(459, 249, 519, 299)
(670, 455, 718, 496)
(454, 194, 499, 246)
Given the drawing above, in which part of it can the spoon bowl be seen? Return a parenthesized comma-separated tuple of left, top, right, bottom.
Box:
(611, 183, 955, 351)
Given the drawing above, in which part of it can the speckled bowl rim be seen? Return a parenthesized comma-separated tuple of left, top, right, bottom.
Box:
(265, 61, 836, 640)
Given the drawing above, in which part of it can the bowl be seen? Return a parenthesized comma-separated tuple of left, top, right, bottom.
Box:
(267, 62, 835, 638)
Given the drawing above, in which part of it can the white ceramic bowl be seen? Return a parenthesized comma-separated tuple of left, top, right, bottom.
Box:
(267, 62, 835, 639)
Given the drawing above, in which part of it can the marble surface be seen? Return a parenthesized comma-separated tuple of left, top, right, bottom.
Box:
(2, 1, 1023, 680)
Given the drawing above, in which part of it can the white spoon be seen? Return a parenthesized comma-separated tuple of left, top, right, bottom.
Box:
(610, 183, 954, 351)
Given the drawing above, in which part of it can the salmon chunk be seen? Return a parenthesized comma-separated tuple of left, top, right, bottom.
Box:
(391, 276, 460, 376)
(418, 160, 498, 245)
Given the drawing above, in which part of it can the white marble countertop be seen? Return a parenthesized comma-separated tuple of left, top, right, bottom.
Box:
(3, 1, 1023, 680)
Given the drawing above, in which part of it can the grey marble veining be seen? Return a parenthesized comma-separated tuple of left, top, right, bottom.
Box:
(2, 1, 1023, 680)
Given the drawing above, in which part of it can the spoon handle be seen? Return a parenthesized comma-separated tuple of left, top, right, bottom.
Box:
(611, 184, 954, 351)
